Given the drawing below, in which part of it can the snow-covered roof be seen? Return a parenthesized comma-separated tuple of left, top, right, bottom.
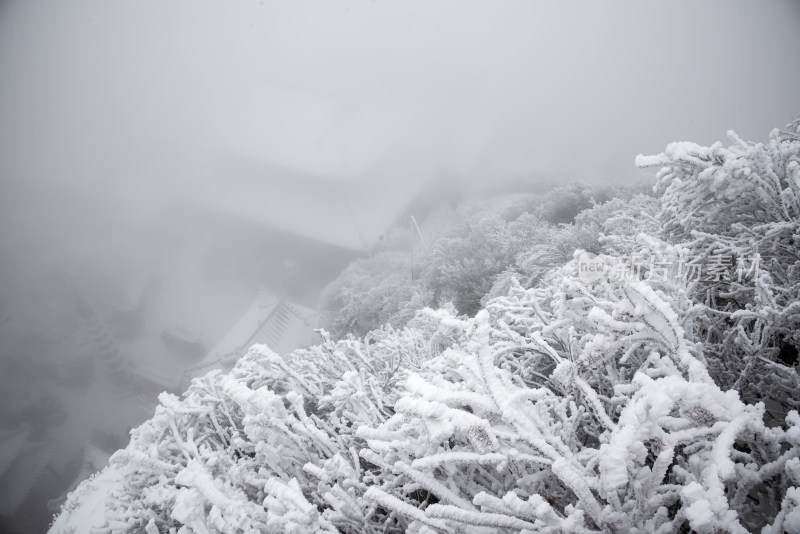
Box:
(195, 157, 365, 250)
(183, 289, 319, 382)
(193, 149, 436, 251)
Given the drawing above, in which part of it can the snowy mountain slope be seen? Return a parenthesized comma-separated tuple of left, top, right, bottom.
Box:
(50, 116, 800, 533)
(49, 260, 800, 533)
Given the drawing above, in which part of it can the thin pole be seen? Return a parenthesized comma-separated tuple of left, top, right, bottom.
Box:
(410, 215, 414, 281)
(410, 215, 424, 281)
(410, 215, 424, 245)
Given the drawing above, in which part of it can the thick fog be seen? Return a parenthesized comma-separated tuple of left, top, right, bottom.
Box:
(0, 0, 799, 530)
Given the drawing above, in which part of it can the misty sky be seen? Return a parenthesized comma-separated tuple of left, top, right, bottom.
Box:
(0, 0, 798, 307)
(2, 1, 799, 192)
(0, 0, 796, 317)
(0, 1, 798, 320)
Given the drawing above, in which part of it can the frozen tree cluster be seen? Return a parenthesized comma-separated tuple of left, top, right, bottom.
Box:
(319, 182, 651, 339)
(51, 117, 800, 533)
(638, 118, 800, 421)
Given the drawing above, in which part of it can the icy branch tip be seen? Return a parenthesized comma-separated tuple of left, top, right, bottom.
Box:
(635, 153, 669, 168)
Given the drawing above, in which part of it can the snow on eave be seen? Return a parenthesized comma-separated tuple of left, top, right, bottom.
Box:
(200, 290, 281, 367)
(184, 290, 319, 383)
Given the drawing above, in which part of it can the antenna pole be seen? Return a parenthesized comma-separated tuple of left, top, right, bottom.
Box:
(410, 215, 414, 281)
(410, 215, 424, 281)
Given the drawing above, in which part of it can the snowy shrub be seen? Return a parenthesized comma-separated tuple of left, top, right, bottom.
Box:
(321, 182, 652, 338)
(52, 116, 800, 534)
(422, 212, 534, 317)
(319, 251, 435, 340)
(513, 223, 602, 287)
(356, 257, 800, 533)
(576, 194, 662, 257)
(483, 193, 658, 306)
(494, 183, 612, 226)
(53, 254, 800, 533)
(51, 325, 439, 533)
(638, 116, 800, 420)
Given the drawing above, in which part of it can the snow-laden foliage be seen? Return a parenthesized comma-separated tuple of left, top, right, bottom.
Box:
(577, 194, 662, 257)
(638, 116, 800, 419)
(52, 325, 439, 534)
(318, 250, 434, 338)
(358, 258, 799, 533)
(52, 116, 800, 533)
(53, 254, 800, 533)
(320, 182, 655, 340)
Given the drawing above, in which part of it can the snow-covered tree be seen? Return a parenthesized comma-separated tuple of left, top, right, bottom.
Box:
(52, 252, 800, 533)
(51, 116, 800, 534)
(357, 256, 799, 533)
(637, 115, 800, 420)
(319, 251, 434, 340)
(321, 182, 654, 339)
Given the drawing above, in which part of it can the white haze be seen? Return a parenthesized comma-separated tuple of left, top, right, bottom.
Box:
(0, 1, 798, 529)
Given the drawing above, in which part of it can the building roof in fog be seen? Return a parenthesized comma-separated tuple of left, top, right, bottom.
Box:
(190, 288, 317, 371)
(182, 85, 445, 251)
(194, 149, 436, 251)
